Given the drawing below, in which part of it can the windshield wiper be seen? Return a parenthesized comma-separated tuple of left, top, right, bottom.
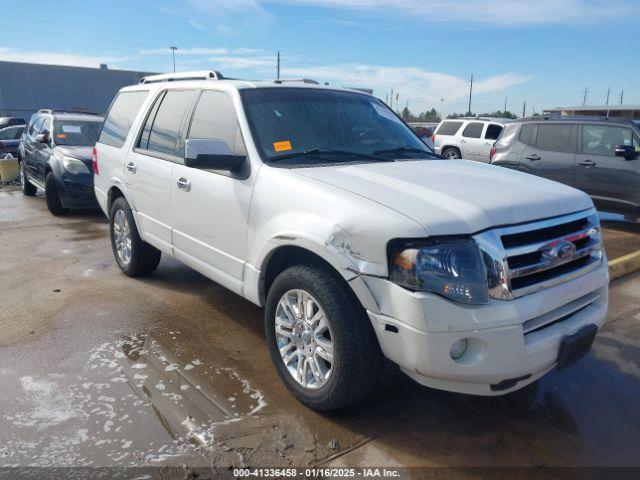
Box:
(373, 146, 437, 158)
(268, 147, 392, 163)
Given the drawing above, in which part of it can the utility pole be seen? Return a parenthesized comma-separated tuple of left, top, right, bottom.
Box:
(606, 87, 610, 106)
(522, 101, 526, 118)
(467, 74, 473, 116)
(170, 46, 178, 73)
(504, 97, 508, 114)
(440, 97, 444, 121)
(276, 51, 281, 80)
(582, 87, 589, 106)
(620, 90, 624, 105)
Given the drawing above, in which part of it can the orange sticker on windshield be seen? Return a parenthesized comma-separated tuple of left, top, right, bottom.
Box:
(56, 134, 66, 139)
(273, 140, 292, 152)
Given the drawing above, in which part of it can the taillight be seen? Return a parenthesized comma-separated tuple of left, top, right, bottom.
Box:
(489, 147, 496, 162)
(92, 147, 99, 175)
(431, 134, 436, 143)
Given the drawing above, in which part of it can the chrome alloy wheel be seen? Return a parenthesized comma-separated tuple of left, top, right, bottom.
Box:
(275, 289, 334, 390)
(19, 162, 25, 189)
(113, 209, 132, 265)
(444, 149, 459, 159)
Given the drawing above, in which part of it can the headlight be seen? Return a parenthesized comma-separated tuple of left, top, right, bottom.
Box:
(389, 238, 489, 304)
(62, 156, 90, 175)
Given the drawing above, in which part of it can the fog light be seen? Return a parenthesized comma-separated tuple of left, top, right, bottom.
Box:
(450, 338, 468, 360)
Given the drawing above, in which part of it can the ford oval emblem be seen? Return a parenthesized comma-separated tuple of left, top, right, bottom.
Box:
(543, 240, 576, 262)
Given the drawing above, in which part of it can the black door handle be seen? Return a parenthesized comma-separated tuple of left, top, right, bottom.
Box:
(578, 159, 596, 167)
(525, 154, 541, 161)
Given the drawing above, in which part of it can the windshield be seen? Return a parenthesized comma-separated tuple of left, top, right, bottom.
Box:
(241, 88, 434, 164)
(53, 119, 103, 146)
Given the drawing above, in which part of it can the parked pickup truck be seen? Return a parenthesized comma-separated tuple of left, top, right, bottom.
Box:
(94, 71, 609, 410)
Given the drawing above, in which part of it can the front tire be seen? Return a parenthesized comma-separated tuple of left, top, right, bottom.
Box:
(265, 265, 383, 411)
(109, 197, 161, 277)
(20, 161, 37, 196)
(45, 172, 68, 215)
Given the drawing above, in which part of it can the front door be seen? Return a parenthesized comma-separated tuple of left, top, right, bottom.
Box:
(575, 124, 640, 214)
(170, 90, 252, 295)
(520, 123, 577, 187)
(125, 89, 195, 252)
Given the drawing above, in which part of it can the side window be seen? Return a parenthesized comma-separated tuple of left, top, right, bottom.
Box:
(536, 124, 576, 153)
(582, 125, 632, 156)
(145, 90, 194, 157)
(32, 117, 44, 135)
(485, 124, 503, 140)
(188, 90, 246, 155)
(462, 122, 483, 138)
(436, 121, 463, 136)
(519, 123, 537, 146)
(138, 92, 164, 151)
(99, 90, 149, 148)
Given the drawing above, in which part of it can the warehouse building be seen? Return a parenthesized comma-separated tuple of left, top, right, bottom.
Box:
(0, 61, 155, 120)
(542, 105, 640, 119)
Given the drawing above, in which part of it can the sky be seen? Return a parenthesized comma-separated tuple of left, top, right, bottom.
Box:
(1, 0, 638, 116)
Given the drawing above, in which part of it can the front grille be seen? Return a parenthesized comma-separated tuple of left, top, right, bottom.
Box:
(474, 209, 603, 300)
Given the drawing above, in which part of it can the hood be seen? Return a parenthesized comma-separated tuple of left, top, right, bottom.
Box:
(293, 160, 593, 236)
(54, 146, 93, 163)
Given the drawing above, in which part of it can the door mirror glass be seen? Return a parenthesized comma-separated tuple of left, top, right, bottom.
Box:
(184, 138, 246, 171)
(614, 144, 638, 160)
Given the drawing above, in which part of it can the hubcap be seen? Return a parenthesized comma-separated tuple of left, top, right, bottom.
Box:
(113, 209, 132, 265)
(275, 289, 334, 390)
(445, 150, 459, 159)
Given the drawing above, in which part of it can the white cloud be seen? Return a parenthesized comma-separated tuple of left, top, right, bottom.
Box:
(281, 63, 530, 107)
(270, 0, 637, 25)
(188, 18, 205, 30)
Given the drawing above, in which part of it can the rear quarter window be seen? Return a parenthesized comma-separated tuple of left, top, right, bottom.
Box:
(436, 121, 463, 136)
(494, 123, 518, 148)
(99, 90, 149, 148)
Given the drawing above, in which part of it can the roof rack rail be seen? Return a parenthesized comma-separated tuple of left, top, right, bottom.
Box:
(139, 70, 224, 84)
(37, 108, 100, 116)
(273, 78, 319, 85)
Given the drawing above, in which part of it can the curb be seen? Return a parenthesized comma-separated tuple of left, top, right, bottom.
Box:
(609, 250, 640, 281)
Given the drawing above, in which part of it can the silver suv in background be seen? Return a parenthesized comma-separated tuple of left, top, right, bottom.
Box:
(433, 118, 507, 162)
(491, 117, 640, 219)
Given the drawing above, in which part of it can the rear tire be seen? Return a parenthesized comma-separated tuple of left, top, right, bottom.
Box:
(45, 172, 68, 215)
(109, 197, 161, 277)
(442, 147, 461, 159)
(265, 264, 383, 411)
(20, 161, 37, 196)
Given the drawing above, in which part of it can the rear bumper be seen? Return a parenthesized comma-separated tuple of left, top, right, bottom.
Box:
(364, 260, 609, 395)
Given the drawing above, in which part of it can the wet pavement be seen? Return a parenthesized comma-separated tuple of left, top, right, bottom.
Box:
(1, 185, 639, 472)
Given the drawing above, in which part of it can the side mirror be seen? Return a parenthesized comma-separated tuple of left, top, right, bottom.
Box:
(184, 138, 246, 171)
(614, 145, 638, 160)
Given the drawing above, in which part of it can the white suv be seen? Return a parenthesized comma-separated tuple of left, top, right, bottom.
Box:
(433, 118, 508, 162)
(94, 71, 609, 410)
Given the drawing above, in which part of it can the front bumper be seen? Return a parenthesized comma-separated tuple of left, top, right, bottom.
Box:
(364, 261, 609, 395)
(58, 174, 98, 209)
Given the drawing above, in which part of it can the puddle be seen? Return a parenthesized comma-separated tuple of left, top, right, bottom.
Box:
(0, 330, 269, 467)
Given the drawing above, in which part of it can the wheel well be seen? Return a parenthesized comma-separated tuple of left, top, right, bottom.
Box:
(261, 245, 343, 303)
(442, 145, 460, 153)
(107, 187, 125, 212)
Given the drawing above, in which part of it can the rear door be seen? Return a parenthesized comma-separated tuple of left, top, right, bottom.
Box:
(575, 124, 640, 214)
(459, 121, 485, 161)
(481, 123, 503, 162)
(170, 89, 252, 294)
(520, 122, 577, 187)
(23, 116, 43, 182)
(125, 88, 196, 252)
